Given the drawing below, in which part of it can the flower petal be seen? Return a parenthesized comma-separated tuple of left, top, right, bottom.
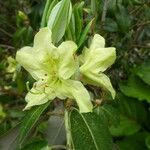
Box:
(57, 80, 93, 113)
(16, 46, 49, 80)
(79, 47, 89, 65)
(80, 47, 116, 73)
(34, 27, 52, 49)
(58, 41, 78, 79)
(90, 34, 105, 50)
(24, 83, 56, 110)
(81, 72, 116, 99)
(34, 27, 59, 60)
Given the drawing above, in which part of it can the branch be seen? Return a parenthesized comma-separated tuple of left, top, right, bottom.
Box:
(0, 28, 12, 37)
(0, 44, 15, 50)
(101, 0, 109, 26)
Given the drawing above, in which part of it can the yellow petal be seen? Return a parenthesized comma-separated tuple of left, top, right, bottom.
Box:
(80, 47, 116, 73)
(57, 80, 93, 113)
(80, 34, 116, 99)
(90, 34, 105, 50)
(58, 41, 77, 79)
(24, 83, 56, 110)
(34, 27, 52, 49)
(82, 72, 116, 99)
(16, 46, 49, 80)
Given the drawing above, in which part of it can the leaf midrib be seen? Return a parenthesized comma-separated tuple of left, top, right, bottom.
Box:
(80, 113, 99, 150)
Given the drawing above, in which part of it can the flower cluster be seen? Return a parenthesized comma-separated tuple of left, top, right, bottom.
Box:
(16, 27, 116, 113)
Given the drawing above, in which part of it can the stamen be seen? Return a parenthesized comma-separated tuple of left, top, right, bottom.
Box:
(26, 81, 43, 94)
(26, 81, 31, 92)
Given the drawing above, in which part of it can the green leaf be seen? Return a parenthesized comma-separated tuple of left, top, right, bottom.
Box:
(46, 0, 59, 24)
(116, 132, 148, 150)
(104, 18, 118, 32)
(109, 94, 146, 136)
(47, 0, 72, 43)
(146, 134, 150, 149)
(110, 115, 141, 137)
(135, 62, 150, 85)
(13, 27, 33, 47)
(17, 102, 50, 148)
(65, 15, 76, 41)
(74, 2, 84, 42)
(91, 0, 100, 15)
(19, 140, 48, 150)
(8, 109, 25, 118)
(41, 0, 53, 27)
(65, 1, 84, 42)
(77, 19, 94, 48)
(107, 0, 117, 15)
(119, 75, 150, 102)
(115, 6, 131, 33)
(0, 122, 11, 136)
(94, 104, 119, 126)
(69, 109, 114, 150)
(117, 94, 147, 124)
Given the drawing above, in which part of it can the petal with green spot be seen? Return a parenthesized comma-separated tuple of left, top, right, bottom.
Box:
(24, 84, 56, 110)
(16, 46, 48, 80)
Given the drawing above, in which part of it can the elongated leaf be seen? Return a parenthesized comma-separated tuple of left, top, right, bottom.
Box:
(91, 0, 97, 15)
(74, 2, 84, 42)
(46, 0, 59, 23)
(17, 102, 50, 148)
(78, 19, 94, 48)
(41, 0, 52, 27)
(41, 0, 59, 27)
(65, 14, 76, 41)
(48, 0, 72, 43)
(69, 109, 114, 150)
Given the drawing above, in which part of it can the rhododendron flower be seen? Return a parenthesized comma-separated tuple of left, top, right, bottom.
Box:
(16, 27, 93, 113)
(80, 34, 116, 98)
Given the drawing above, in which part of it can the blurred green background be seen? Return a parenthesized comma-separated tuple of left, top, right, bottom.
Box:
(0, 0, 150, 149)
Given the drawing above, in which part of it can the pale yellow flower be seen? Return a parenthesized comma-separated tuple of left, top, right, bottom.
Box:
(16, 27, 93, 113)
(80, 34, 116, 98)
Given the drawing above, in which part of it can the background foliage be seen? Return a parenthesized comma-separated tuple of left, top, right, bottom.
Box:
(0, 0, 150, 149)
